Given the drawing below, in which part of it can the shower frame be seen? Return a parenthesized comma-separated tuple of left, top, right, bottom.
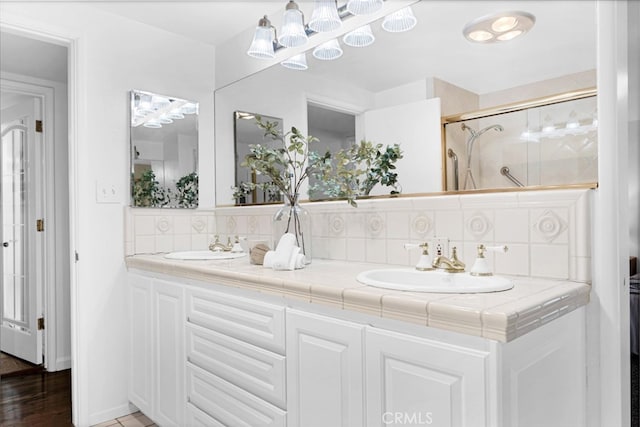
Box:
(440, 87, 598, 193)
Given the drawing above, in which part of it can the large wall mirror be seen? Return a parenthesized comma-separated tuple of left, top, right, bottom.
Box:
(130, 89, 199, 208)
(214, 0, 597, 206)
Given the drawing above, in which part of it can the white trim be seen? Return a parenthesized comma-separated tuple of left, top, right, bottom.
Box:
(0, 19, 84, 426)
(591, 2, 631, 427)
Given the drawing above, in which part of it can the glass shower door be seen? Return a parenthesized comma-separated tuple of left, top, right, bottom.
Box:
(1, 97, 42, 365)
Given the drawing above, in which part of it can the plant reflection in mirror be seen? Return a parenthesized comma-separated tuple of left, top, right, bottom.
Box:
(132, 169, 198, 208)
(132, 169, 171, 207)
(309, 140, 403, 207)
(175, 172, 198, 208)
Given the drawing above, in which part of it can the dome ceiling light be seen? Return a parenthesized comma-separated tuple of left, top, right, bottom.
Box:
(463, 11, 535, 44)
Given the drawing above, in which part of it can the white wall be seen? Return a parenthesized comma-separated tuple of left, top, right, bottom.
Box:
(0, 3, 216, 426)
(628, 0, 639, 259)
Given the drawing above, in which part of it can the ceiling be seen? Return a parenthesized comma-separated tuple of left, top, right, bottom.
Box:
(0, 1, 597, 95)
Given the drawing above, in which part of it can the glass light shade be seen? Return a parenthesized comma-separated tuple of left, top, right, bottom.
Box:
(167, 109, 185, 120)
(346, 0, 383, 16)
(308, 0, 342, 33)
(566, 111, 580, 129)
(281, 53, 308, 70)
(496, 30, 523, 41)
(312, 39, 343, 60)
(491, 16, 518, 32)
(247, 22, 275, 59)
(280, 2, 308, 48)
(143, 118, 162, 129)
(469, 30, 493, 42)
(382, 7, 417, 33)
(343, 25, 375, 47)
(181, 103, 198, 115)
(158, 115, 173, 124)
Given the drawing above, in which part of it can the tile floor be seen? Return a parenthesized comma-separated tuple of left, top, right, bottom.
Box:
(91, 411, 156, 427)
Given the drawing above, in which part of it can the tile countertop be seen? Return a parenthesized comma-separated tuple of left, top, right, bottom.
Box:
(125, 254, 590, 343)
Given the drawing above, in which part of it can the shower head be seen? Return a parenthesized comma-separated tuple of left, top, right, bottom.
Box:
(476, 124, 503, 138)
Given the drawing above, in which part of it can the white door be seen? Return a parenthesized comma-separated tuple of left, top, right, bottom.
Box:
(286, 309, 365, 427)
(0, 96, 44, 365)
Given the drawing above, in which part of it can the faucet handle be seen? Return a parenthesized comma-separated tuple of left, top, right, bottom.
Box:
(471, 244, 508, 276)
(404, 242, 433, 271)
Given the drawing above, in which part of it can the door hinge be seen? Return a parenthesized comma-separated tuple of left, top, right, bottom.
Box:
(36, 219, 44, 232)
(37, 317, 45, 330)
(35, 120, 43, 133)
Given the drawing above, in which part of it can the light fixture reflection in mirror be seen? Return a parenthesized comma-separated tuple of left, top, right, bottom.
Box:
(130, 89, 199, 208)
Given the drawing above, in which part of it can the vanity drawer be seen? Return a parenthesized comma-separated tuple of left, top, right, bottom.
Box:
(187, 362, 287, 427)
(185, 402, 225, 427)
(186, 322, 286, 408)
(186, 288, 286, 354)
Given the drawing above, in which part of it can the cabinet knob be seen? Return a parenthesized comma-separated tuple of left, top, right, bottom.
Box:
(2, 242, 8, 248)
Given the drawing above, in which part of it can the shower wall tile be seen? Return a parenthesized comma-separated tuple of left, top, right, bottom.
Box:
(125, 189, 593, 283)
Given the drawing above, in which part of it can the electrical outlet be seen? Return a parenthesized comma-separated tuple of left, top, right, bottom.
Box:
(431, 237, 449, 257)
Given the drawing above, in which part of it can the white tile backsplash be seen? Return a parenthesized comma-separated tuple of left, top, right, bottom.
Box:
(125, 189, 593, 282)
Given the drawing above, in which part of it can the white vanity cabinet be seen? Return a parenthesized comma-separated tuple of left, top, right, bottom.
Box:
(128, 269, 587, 427)
(365, 328, 491, 427)
(286, 310, 365, 427)
(184, 288, 287, 426)
(128, 273, 185, 427)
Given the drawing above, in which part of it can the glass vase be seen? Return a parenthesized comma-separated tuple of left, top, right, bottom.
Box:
(272, 194, 312, 264)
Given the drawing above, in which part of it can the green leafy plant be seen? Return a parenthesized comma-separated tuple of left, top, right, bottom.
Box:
(132, 169, 171, 207)
(232, 116, 330, 206)
(309, 140, 403, 207)
(175, 172, 198, 208)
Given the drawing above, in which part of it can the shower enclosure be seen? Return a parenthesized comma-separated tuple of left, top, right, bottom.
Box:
(442, 88, 598, 192)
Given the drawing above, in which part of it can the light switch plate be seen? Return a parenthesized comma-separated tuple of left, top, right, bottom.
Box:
(96, 181, 119, 203)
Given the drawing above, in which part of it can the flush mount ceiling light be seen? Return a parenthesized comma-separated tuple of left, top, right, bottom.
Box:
(280, 0, 308, 48)
(382, 6, 417, 33)
(463, 11, 535, 43)
(281, 52, 309, 70)
(346, 0, 383, 16)
(343, 24, 375, 47)
(247, 15, 277, 59)
(312, 38, 343, 60)
(308, 0, 342, 33)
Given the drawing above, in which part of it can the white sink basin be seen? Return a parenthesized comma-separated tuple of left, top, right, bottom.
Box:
(356, 268, 513, 293)
(164, 251, 246, 260)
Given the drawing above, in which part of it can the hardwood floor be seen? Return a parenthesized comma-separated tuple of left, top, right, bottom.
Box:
(0, 370, 72, 427)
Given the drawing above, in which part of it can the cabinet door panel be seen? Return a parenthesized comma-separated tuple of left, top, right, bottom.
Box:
(186, 322, 286, 408)
(153, 279, 185, 427)
(186, 289, 285, 354)
(187, 362, 287, 427)
(128, 274, 153, 415)
(286, 309, 364, 427)
(366, 328, 489, 427)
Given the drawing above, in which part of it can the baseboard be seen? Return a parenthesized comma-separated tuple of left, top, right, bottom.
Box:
(89, 402, 138, 427)
(47, 356, 72, 372)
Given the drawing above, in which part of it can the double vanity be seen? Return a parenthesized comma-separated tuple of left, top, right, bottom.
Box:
(126, 253, 589, 427)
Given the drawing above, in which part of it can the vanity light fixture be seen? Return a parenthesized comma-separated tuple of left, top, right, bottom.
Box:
(463, 11, 535, 43)
(280, 0, 308, 48)
(281, 52, 309, 70)
(343, 24, 375, 47)
(346, 0, 383, 16)
(308, 0, 342, 33)
(312, 38, 343, 60)
(382, 6, 417, 33)
(247, 15, 277, 59)
(565, 111, 580, 129)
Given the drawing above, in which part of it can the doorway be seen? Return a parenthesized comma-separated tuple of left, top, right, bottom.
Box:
(1, 92, 44, 365)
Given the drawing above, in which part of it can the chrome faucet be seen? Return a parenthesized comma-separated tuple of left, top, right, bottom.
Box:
(432, 246, 466, 273)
